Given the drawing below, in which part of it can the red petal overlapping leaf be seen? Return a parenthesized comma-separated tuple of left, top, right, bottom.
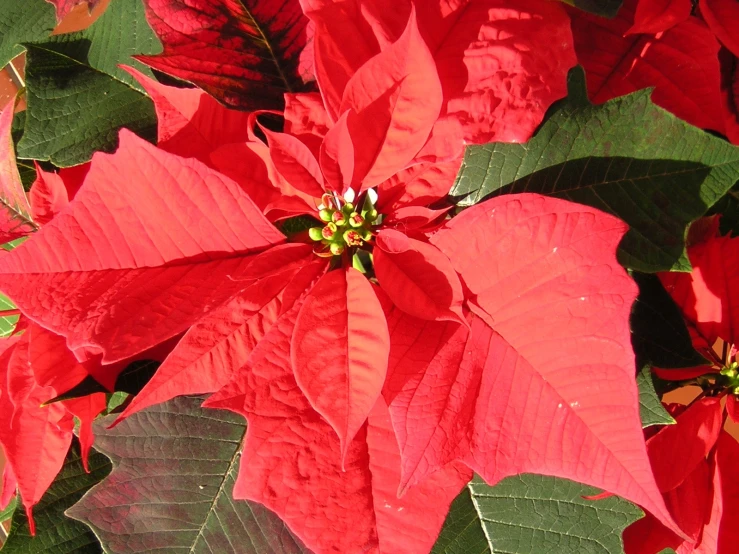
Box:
(627, 0, 691, 35)
(136, 0, 314, 110)
(29, 164, 71, 226)
(0, 99, 37, 244)
(292, 267, 390, 460)
(123, 66, 255, 162)
(205, 299, 471, 554)
(660, 233, 739, 346)
(304, 0, 576, 145)
(379, 193, 679, 534)
(569, 0, 726, 134)
(0, 130, 286, 363)
(46, 0, 101, 22)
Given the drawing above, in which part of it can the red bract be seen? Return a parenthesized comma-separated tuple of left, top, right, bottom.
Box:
(137, 0, 314, 109)
(0, 324, 110, 534)
(627, 0, 691, 35)
(660, 230, 739, 347)
(302, 0, 577, 146)
(0, 1, 687, 550)
(204, 300, 471, 553)
(623, 399, 739, 554)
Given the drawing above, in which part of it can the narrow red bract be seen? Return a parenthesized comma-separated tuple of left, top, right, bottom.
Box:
(292, 266, 390, 460)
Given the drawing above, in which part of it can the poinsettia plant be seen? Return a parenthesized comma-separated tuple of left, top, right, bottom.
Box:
(0, 0, 739, 552)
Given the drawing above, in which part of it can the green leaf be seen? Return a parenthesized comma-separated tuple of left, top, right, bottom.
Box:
(0, 0, 55, 69)
(708, 184, 739, 237)
(67, 396, 310, 554)
(432, 474, 642, 554)
(10, 112, 36, 191)
(556, 0, 623, 18)
(16, 0, 160, 167)
(630, 272, 710, 369)
(0, 293, 18, 337)
(40, 0, 162, 91)
(0, 495, 18, 524)
(1, 441, 110, 553)
(637, 365, 676, 429)
(451, 66, 739, 273)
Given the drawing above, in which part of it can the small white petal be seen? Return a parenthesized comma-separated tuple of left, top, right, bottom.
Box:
(367, 188, 378, 205)
(343, 187, 356, 203)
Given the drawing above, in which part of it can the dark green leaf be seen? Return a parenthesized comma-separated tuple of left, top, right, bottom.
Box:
(10, 112, 36, 190)
(432, 474, 642, 554)
(17, 0, 160, 167)
(0, 0, 55, 68)
(708, 184, 739, 237)
(637, 365, 675, 428)
(1, 441, 110, 553)
(630, 272, 710, 369)
(451, 66, 739, 272)
(556, 0, 623, 18)
(67, 396, 310, 554)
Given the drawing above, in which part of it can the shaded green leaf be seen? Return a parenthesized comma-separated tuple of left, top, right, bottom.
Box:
(451, 66, 739, 272)
(0, 0, 55, 69)
(708, 184, 739, 237)
(42, 0, 161, 91)
(1, 441, 110, 553)
(556, 0, 623, 18)
(67, 396, 309, 554)
(637, 365, 675, 428)
(630, 272, 710, 369)
(433, 474, 642, 554)
(17, 0, 160, 167)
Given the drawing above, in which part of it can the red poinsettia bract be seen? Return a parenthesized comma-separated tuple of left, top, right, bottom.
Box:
(0, 1, 688, 551)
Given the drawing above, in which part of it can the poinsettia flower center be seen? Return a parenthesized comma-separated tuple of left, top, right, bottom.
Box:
(308, 190, 378, 257)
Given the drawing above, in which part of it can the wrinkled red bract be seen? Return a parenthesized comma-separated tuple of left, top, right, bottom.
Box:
(292, 267, 390, 460)
(382, 194, 679, 534)
(0, 131, 287, 363)
(205, 299, 470, 554)
(305, 0, 576, 145)
(137, 0, 314, 110)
